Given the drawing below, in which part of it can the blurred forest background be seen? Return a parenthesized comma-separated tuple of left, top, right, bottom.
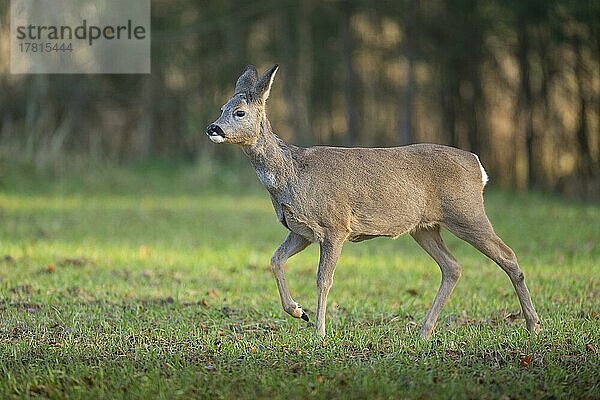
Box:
(0, 0, 598, 199)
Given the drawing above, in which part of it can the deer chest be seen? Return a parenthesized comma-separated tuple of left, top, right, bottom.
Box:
(256, 167, 277, 191)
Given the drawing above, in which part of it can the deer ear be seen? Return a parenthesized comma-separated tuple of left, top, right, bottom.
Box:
(253, 64, 279, 103)
(234, 65, 258, 94)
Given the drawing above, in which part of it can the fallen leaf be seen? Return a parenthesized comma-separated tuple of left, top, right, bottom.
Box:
(83, 376, 95, 386)
(585, 343, 596, 353)
(30, 384, 47, 395)
(504, 310, 521, 323)
(204, 364, 215, 371)
(45, 264, 56, 273)
(520, 353, 533, 367)
(207, 289, 219, 298)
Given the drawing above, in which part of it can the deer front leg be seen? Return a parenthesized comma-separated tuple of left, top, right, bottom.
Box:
(270, 232, 311, 321)
(315, 237, 344, 337)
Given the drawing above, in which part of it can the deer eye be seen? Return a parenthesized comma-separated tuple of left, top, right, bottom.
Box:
(234, 110, 246, 118)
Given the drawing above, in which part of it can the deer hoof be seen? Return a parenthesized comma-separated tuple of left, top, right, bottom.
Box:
(528, 320, 542, 334)
(286, 303, 305, 319)
(418, 326, 433, 340)
(301, 312, 309, 322)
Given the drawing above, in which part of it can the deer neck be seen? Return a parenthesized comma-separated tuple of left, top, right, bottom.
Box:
(243, 117, 297, 195)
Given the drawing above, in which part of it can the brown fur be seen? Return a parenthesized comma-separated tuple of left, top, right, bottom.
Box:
(207, 64, 541, 338)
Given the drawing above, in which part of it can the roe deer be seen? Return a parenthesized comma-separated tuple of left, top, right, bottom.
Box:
(206, 64, 541, 338)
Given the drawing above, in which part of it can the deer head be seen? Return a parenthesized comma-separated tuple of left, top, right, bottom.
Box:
(206, 64, 278, 146)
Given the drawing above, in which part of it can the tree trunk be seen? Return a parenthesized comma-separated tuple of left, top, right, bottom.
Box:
(441, 77, 458, 147)
(341, 1, 359, 146)
(399, 0, 416, 145)
(573, 37, 596, 197)
(517, 22, 535, 189)
(135, 75, 154, 159)
(295, 0, 313, 145)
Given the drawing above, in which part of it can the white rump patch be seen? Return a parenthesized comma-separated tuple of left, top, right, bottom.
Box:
(473, 154, 489, 185)
(209, 135, 225, 143)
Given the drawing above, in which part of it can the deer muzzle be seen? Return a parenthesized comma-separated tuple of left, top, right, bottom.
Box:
(206, 123, 225, 143)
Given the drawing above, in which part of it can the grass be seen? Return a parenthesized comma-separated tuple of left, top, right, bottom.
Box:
(0, 162, 599, 399)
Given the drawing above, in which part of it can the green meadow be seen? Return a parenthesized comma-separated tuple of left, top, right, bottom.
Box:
(1, 163, 598, 399)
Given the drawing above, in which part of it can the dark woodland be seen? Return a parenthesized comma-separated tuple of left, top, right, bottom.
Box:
(0, 0, 598, 198)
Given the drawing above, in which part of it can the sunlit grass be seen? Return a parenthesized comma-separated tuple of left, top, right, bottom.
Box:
(1, 164, 599, 399)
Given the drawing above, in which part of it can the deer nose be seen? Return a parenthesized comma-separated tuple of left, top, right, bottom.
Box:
(206, 123, 224, 137)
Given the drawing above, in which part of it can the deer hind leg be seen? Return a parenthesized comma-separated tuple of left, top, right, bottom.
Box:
(411, 227, 462, 339)
(444, 213, 541, 333)
(270, 232, 311, 321)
